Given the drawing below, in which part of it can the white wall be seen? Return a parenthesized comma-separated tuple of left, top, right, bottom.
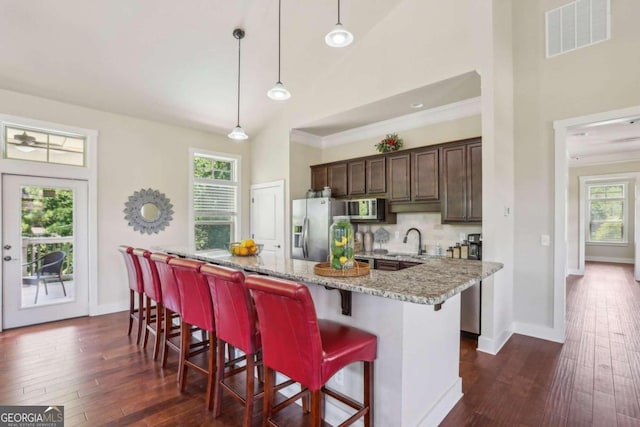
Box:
(0, 88, 251, 311)
(513, 0, 640, 333)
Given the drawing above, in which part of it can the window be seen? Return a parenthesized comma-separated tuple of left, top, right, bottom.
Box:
(191, 151, 240, 251)
(3, 125, 86, 166)
(587, 182, 627, 243)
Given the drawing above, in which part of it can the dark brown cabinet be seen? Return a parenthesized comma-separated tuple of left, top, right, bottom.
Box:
(327, 163, 348, 197)
(441, 139, 482, 223)
(348, 160, 366, 195)
(387, 153, 411, 201)
(311, 166, 327, 191)
(366, 157, 386, 194)
(373, 259, 420, 271)
(412, 147, 439, 201)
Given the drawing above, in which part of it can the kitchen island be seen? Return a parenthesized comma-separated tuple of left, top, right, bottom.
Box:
(158, 246, 502, 427)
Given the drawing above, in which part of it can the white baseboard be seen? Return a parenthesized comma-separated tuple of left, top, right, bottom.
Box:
(567, 268, 584, 276)
(513, 321, 565, 343)
(90, 301, 129, 316)
(477, 326, 513, 355)
(416, 377, 463, 427)
(585, 256, 634, 264)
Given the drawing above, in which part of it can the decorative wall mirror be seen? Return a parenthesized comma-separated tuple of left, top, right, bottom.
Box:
(123, 188, 174, 234)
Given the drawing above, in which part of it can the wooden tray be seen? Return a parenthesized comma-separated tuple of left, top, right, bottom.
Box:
(314, 261, 371, 277)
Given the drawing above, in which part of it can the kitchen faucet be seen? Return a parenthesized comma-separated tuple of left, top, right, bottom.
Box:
(403, 228, 423, 255)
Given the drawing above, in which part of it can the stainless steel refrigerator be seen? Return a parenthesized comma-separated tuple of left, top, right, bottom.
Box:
(291, 198, 345, 262)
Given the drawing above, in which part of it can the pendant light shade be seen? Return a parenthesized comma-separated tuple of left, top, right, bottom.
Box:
(228, 28, 248, 141)
(267, 0, 290, 100)
(325, 0, 353, 48)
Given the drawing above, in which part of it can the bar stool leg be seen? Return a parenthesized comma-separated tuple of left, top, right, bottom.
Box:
(179, 321, 191, 391)
(152, 302, 163, 360)
(364, 361, 374, 427)
(143, 296, 152, 349)
(128, 290, 134, 336)
(206, 332, 216, 410)
(262, 367, 274, 427)
(213, 338, 226, 418)
(136, 292, 144, 345)
(310, 389, 322, 427)
(244, 353, 256, 426)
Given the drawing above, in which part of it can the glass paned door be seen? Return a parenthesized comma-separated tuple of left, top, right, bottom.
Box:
(2, 175, 88, 328)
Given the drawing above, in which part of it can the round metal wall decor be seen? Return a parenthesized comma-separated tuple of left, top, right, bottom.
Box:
(123, 188, 174, 235)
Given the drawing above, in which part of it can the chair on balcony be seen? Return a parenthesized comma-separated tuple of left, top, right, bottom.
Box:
(23, 250, 66, 304)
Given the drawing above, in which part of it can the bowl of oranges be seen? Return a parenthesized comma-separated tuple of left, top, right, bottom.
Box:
(226, 239, 263, 256)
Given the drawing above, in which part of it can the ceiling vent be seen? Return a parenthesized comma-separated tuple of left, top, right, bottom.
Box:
(546, 0, 610, 58)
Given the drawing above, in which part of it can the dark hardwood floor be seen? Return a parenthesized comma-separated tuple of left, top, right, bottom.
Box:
(443, 261, 640, 426)
(1, 261, 639, 426)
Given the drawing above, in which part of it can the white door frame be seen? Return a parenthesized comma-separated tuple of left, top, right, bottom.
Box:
(250, 180, 285, 257)
(0, 114, 98, 331)
(554, 104, 640, 343)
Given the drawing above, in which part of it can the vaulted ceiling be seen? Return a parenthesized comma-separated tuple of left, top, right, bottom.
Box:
(0, 0, 407, 136)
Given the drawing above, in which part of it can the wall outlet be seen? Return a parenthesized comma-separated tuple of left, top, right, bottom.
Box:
(394, 231, 400, 239)
(333, 369, 344, 386)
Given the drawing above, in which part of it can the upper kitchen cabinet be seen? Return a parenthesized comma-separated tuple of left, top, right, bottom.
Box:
(366, 157, 386, 194)
(327, 163, 348, 197)
(387, 153, 411, 202)
(411, 147, 439, 201)
(348, 160, 366, 195)
(441, 138, 482, 223)
(310, 165, 328, 192)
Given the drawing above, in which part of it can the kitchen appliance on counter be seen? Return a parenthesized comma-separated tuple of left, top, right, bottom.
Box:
(344, 198, 386, 221)
(292, 197, 345, 262)
(467, 233, 482, 260)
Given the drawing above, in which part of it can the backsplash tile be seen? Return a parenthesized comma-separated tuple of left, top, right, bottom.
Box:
(355, 212, 482, 255)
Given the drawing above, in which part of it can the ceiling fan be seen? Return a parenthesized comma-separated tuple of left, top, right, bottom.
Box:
(8, 131, 39, 152)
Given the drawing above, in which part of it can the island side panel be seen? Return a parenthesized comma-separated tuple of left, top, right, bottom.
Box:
(403, 293, 462, 427)
(308, 283, 405, 426)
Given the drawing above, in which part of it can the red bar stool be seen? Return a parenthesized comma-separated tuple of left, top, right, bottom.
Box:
(245, 275, 377, 427)
(149, 252, 182, 369)
(200, 264, 263, 426)
(132, 248, 163, 360)
(169, 257, 216, 409)
(117, 245, 144, 345)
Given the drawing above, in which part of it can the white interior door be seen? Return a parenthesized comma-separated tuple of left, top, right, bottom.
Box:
(250, 180, 285, 257)
(2, 175, 89, 328)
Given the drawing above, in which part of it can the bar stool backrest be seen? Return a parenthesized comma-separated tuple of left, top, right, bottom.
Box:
(201, 264, 257, 354)
(132, 248, 162, 303)
(168, 258, 214, 331)
(245, 275, 323, 390)
(150, 253, 180, 313)
(118, 245, 143, 293)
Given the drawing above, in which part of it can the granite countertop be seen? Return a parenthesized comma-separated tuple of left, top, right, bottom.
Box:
(155, 246, 503, 306)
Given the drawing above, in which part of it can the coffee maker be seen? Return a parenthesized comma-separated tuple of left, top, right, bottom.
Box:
(467, 233, 482, 260)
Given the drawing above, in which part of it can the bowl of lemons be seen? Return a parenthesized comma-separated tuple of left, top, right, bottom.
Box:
(227, 239, 263, 256)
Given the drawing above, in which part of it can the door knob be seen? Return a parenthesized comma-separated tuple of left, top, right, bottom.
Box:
(3, 256, 12, 261)
(3, 244, 11, 250)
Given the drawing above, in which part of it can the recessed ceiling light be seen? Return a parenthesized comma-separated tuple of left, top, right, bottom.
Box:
(411, 102, 424, 109)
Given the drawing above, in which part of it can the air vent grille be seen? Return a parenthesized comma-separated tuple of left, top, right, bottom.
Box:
(546, 0, 610, 58)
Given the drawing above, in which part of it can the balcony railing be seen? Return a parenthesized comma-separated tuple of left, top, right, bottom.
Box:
(22, 236, 74, 277)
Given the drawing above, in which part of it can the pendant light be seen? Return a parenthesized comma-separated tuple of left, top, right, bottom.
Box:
(325, 0, 353, 48)
(267, 0, 291, 100)
(228, 28, 249, 141)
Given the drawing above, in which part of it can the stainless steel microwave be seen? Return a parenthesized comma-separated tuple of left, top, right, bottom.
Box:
(345, 198, 386, 221)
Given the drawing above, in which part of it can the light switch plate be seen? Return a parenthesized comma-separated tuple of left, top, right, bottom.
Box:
(540, 234, 550, 246)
